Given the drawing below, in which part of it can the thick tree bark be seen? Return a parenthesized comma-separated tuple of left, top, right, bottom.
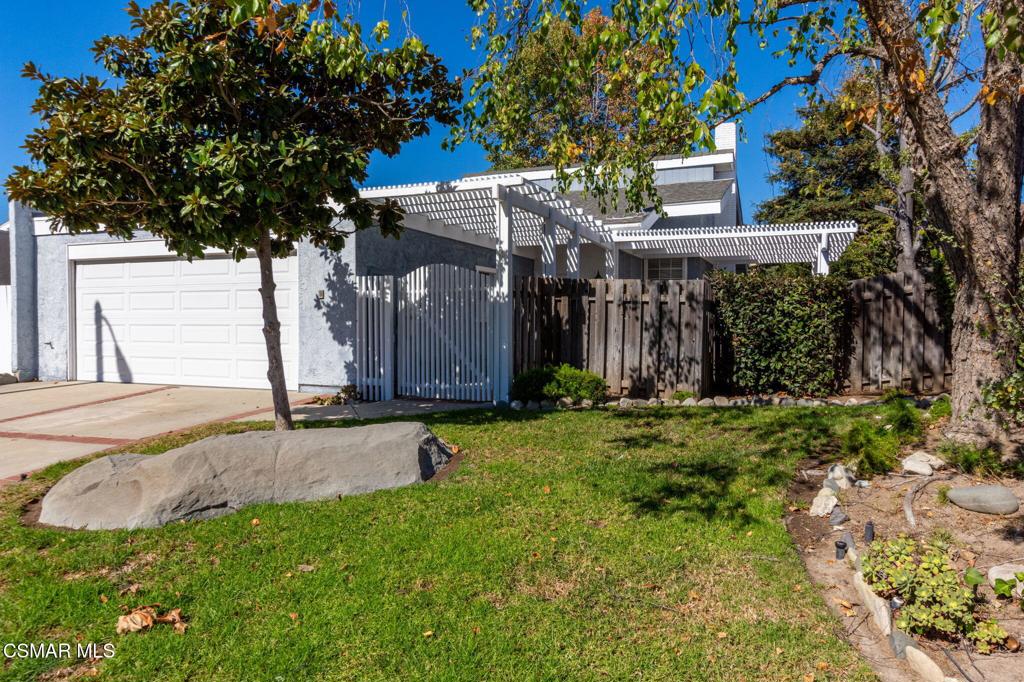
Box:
(860, 0, 1023, 444)
(256, 230, 294, 431)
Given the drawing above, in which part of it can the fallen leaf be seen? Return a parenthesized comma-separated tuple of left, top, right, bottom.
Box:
(251, 518, 261, 527)
(450, 445, 461, 454)
(833, 598, 853, 609)
(173, 621, 188, 635)
(816, 661, 829, 671)
(792, 584, 803, 592)
(688, 590, 701, 601)
(423, 630, 434, 638)
(542, 486, 551, 494)
(210, 556, 220, 566)
(746, 531, 753, 537)
(716, 631, 728, 639)
(120, 583, 142, 596)
(803, 675, 814, 682)
(774, 647, 783, 655)
(1005, 636, 1020, 652)
(297, 564, 315, 573)
(116, 607, 155, 635)
(99, 594, 108, 604)
(289, 613, 299, 621)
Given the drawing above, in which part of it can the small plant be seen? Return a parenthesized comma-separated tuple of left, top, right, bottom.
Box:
(511, 366, 557, 402)
(882, 388, 913, 403)
(842, 420, 900, 477)
(929, 395, 952, 420)
(511, 365, 609, 404)
(671, 390, 695, 401)
(864, 538, 1012, 652)
(862, 536, 918, 598)
(879, 396, 923, 439)
(968, 619, 1010, 654)
(313, 384, 360, 406)
(938, 441, 1004, 476)
(992, 573, 1023, 599)
(936, 485, 951, 505)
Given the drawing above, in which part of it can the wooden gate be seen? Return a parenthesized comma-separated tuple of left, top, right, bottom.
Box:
(356, 264, 496, 401)
(847, 272, 951, 394)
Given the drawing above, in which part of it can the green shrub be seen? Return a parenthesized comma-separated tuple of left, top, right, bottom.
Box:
(928, 395, 951, 419)
(542, 364, 608, 403)
(511, 366, 556, 402)
(671, 390, 695, 401)
(880, 397, 923, 439)
(510, 365, 608, 404)
(938, 441, 1004, 476)
(841, 419, 900, 476)
(711, 270, 848, 396)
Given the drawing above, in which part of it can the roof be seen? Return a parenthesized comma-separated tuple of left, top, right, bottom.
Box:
(463, 151, 723, 179)
(563, 180, 733, 225)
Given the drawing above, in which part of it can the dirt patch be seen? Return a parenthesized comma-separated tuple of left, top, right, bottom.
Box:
(787, 454, 1024, 682)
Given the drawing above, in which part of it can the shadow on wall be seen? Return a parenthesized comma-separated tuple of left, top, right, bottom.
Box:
(313, 246, 357, 384)
(94, 301, 133, 383)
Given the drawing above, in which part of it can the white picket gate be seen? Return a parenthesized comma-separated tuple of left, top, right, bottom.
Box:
(356, 264, 496, 402)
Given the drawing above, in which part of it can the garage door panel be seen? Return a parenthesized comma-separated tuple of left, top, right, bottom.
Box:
(130, 291, 176, 312)
(130, 260, 176, 278)
(75, 256, 298, 390)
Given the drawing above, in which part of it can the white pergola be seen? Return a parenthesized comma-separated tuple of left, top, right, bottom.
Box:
(612, 221, 858, 275)
(359, 175, 858, 401)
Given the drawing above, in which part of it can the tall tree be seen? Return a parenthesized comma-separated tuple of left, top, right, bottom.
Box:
(464, 0, 1024, 445)
(756, 76, 899, 280)
(6, 0, 459, 430)
(477, 8, 679, 172)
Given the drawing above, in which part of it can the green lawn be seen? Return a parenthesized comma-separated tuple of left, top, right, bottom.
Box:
(0, 407, 878, 681)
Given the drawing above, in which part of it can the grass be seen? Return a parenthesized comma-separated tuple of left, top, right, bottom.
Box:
(0, 407, 880, 681)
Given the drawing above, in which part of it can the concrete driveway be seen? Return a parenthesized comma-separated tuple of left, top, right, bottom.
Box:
(0, 381, 309, 481)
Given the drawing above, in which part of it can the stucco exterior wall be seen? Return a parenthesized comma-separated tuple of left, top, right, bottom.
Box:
(298, 235, 358, 393)
(0, 230, 10, 286)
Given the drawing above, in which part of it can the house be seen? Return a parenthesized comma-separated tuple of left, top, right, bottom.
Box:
(2, 123, 856, 398)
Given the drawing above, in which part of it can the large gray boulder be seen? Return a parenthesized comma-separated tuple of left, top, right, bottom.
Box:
(39, 422, 452, 530)
(946, 485, 1020, 515)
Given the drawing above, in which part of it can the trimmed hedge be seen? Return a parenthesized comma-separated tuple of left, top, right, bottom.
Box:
(711, 270, 849, 397)
(510, 364, 608, 403)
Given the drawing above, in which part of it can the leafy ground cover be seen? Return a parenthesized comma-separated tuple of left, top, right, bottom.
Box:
(0, 407, 880, 681)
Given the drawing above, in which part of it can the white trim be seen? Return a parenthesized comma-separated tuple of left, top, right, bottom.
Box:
(34, 217, 65, 236)
(66, 240, 247, 262)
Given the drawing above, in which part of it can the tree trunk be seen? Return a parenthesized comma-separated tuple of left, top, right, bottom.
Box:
(256, 230, 294, 431)
(894, 126, 920, 274)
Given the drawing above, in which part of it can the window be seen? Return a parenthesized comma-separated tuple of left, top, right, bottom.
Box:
(646, 257, 685, 280)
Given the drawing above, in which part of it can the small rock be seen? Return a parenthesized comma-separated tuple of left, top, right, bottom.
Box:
(827, 463, 854, 489)
(556, 396, 574, 409)
(771, 396, 783, 406)
(853, 571, 891, 636)
(495, 400, 510, 409)
(647, 398, 663, 407)
(810, 488, 838, 516)
(888, 629, 915, 659)
(810, 399, 826, 407)
(854, 480, 871, 488)
(580, 399, 593, 409)
(525, 400, 540, 411)
(713, 396, 730, 407)
(904, 645, 947, 682)
(697, 398, 715, 407)
(946, 485, 1020, 515)
(905, 450, 945, 473)
(539, 400, 555, 411)
(682, 397, 697, 407)
(796, 398, 812, 407)
(618, 398, 633, 409)
(509, 400, 524, 411)
(829, 506, 850, 526)
(822, 478, 841, 493)
(901, 455, 933, 477)
(780, 397, 796, 407)
(665, 399, 680, 407)
(988, 563, 1024, 598)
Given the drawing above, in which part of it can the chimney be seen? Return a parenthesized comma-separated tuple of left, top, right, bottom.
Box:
(714, 122, 736, 151)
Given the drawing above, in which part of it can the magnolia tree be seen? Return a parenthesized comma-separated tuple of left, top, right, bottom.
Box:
(463, 0, 1023, 445)
(7, 0, 459, 430)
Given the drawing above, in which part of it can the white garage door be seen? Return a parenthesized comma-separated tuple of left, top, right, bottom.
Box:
(74, 256, 299, 390)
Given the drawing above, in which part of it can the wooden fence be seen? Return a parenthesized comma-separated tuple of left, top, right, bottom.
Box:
(513, 278, 718, 398)
(847, 272, 951, 395)
(514, 271, 952, 399)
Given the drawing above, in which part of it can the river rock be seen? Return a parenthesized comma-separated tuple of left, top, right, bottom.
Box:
(39, 422, 452, 530)
(946, 485, 1020, 515)
(810, 488, 838, 516)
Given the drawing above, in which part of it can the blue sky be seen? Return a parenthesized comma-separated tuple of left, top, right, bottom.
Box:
(0, 0, 817, 224)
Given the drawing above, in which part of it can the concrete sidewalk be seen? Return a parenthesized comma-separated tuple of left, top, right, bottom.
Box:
(0, 382, 308, 481)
